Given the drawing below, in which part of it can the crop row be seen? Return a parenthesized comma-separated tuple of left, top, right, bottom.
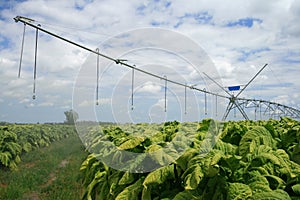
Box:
(80, 118, 300, 199)
(0, 124, 76, 169)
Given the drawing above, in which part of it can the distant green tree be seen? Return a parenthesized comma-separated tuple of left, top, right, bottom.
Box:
(64, 109, 79, 124)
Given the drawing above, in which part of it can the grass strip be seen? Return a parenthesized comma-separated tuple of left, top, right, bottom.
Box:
(0, 134, 88, 200)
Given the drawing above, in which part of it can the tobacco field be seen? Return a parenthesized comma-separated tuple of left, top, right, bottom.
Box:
(80, 117, 300, 200)
(1, 118, 300, 199)
(0, 124, 76, 169)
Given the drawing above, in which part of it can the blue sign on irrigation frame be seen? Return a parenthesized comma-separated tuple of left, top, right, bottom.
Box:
(228, 85, 240, 91)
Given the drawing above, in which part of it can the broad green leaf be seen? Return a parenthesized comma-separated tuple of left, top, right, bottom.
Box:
(199, 150, 222, 177)
(249, 183, 271, 195)
(210, 151, 223, 166)
(183, 164, 204, 190)
(256, 152, 281, 166)
(14, 155, 21, 164)
(80, 154, 97, 171)
(292, 184, 300, 195)
(0, 151, 11, 167)
(249, 140, 258, 154)
(111, 150, 123, 164)
(218, 155, 242, 179)
(247, 172, 269, 185)
(86, 171, 107, 200)
(227, 182, 252, 200)
(143, 165, 175, 189)
(148, 146, 178, 167)
(275, 149, 290, 161)
(119, 171, 135, 185)
(207, 164, 219, 177)
(3, 142, 22, 157)
(264, 175, 286, 190)
(141, 186, 151, 200)
(117, 136, 145, 150)
(202, 176, 226, 200)
(221, 122, 249, 145)
(199, 138, 214, 155)
(187, 154, 205, 168)
(175, 148, 199, 171)
(150, 132, 167, 143)
(109, 182, 117, 196)
(98, 181, 110, 200)
(250, 189, 291, 200)
(239, 126, 276, 156)
(115, 179, 143, 200)
(113, 153, 147, 173)
(9, 160, 18, 170)
(147, 144, 163, 152)
(173, 190, 199, 200)
(22, 142, 32, 153)
(214, 140, 237, 155)
(77, 120, 300, 199)
(292, 143, 300, 164)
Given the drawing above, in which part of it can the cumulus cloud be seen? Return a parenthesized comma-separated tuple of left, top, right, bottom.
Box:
(78, 98, 110, 107)
(0, 0, 299, 122)
(137, 81, 162, 94)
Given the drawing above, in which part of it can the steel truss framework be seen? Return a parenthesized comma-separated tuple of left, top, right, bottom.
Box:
(229, 98, 300, 120)
(14, 16, 300, 121)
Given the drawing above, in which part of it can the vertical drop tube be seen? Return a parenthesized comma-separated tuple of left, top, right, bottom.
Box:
(259, 102, 262, 120)
(164, 75, 167, 112)
(18, 23, 26, 78)
(204, 88, 207, 115)
(215, 94, 218, 117)
(96, 48, 100, 105)
(184, 84, 187, 114)
(234, 104, 236, 118)
(131, 66, 135, 110)
(32, 28, 38, 99)
(255, 105, 257, 120)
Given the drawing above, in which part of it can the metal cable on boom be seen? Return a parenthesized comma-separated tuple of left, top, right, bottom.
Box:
(18, 23, 26, 78)
(13, 16, 224, 98)
(13, 16, 300, 120)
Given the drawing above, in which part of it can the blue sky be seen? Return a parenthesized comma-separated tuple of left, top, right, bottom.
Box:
(0, 0, 299, 123)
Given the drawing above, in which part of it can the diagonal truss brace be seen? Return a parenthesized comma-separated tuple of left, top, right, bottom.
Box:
(14, 16, 300, 121)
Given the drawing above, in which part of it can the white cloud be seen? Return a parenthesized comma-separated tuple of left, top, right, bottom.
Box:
(137, 81, 161, 94)
(78, 98, 110, 107)
(154, 98, 168, 108)
(19, 98, 30, 104)
(38, 101, 54, 107)
(272, 95, 294, 107)
(0, 0, 299, 122)
(78, 100, 92, 107)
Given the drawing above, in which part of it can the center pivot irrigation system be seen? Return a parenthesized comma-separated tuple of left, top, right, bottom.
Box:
(14, 16, 300, 121)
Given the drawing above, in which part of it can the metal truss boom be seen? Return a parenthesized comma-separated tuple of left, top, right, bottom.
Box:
(14, 16, 227, 99)
(14, 16, 300, 121)
(236, 97, 300, 119)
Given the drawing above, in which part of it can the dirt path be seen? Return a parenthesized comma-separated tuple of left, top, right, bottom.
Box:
(0, 135, 88, 200)
(41, 159, 69, 188)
